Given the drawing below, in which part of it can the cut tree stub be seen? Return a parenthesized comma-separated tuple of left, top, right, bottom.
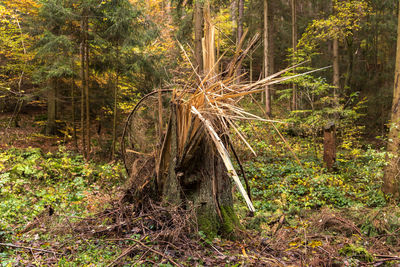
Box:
(323, 122, 336, 172)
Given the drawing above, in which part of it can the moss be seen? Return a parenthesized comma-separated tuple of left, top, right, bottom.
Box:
(220, 205, 243, 239)
(197, 207, 219, 238)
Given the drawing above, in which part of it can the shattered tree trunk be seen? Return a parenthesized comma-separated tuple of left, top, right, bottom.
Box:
(157, 104, 240, 238)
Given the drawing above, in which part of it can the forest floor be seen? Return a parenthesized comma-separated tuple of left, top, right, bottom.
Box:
(1, 113, 400, 266)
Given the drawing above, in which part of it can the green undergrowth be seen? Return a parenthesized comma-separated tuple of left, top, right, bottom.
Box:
(0, 146, 126, 264)
(233, 121, 388, 214)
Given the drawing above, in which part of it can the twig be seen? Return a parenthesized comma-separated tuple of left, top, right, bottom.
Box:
(58, 214, 95, 220)
(134, 239, 182, 267)
(132, 249, 150, 266)
(30, 248, 39, 266)
(0, 243, 62, 255)
(64, 216, 91, 246)
(106, 244, 138, 267)
(368, 257, 400, 265)
(107, 237, 182, 267)
(375, 255, 400, 259)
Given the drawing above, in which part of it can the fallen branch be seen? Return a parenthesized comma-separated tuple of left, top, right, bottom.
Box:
(106, 238, 182, 267)
(0, 242, 62, 255)
(135, 239, 182, 267)
(369, 256, 400, 265)
(106, 244, 138, 267)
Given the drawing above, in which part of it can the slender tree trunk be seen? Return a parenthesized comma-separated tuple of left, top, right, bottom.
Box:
(383, 2, 400, 197)
(237, 0, 244, 41)
(333, 38, 340, 104)
(263, 0, 271, 116)
(84, 14, 90, 159)
(80, 40, 86, 158)
(291, 0, 297, 111)
(344, 37, 353, 90)
(268, 1, 275, 79)
(80, 10, 87, 158)
(235, 0, 244, 82)
(158, 87, 163, 139)
(46, 78, 57, 135)
(231, 0, 238, 30)
(71, 59, 78, 150)
(194, 0, 203, 73)
(111, 71, 118, 160)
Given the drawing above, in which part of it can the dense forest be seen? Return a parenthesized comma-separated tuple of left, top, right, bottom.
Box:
(1, 0, 400, 265)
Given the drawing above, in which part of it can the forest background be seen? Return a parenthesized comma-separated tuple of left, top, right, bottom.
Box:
(1, 0, 400, 265)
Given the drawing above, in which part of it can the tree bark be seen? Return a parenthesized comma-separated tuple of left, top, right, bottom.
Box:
(111, 71, 118, 160)
(237, 0, 244, 43)
(383, 2, 400, 198)
(80, 13, 87, 158)
(291, 0, 297, 111)
(194, 0, 203, 73)
(235, 0, 244, 82)
(263, 0, 271, 116)
(333, 38, 340, 104)
(84, 13, 90, 159)
(344, 37, 354, 91)
(46, 78, 57, 135)
(71, 59, 78, 150)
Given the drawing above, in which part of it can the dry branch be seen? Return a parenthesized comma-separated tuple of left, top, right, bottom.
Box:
(0, 242, 62, 255)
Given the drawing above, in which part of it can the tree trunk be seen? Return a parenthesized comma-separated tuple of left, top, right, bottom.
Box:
(194, 0, 203, 73)
(263, 0, 271, 116)
(333, 38, 340, 105)
(84, 13, 90, 159)
(71, 59, 78, 150)
(111, 71, 118, 160)
(235, 0, 244, 82)
(46, 78, 57, 135)
(291, 0, 297, 111)
(383, 2, 400, 198)
(237, 0, 244, 43)
(80, 14, 87, 158)
(344, 37, 353, 91)
(157, 104, 240, 238)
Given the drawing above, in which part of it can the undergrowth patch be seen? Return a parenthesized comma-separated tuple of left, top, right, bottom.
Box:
(0, 147, 125, 265)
